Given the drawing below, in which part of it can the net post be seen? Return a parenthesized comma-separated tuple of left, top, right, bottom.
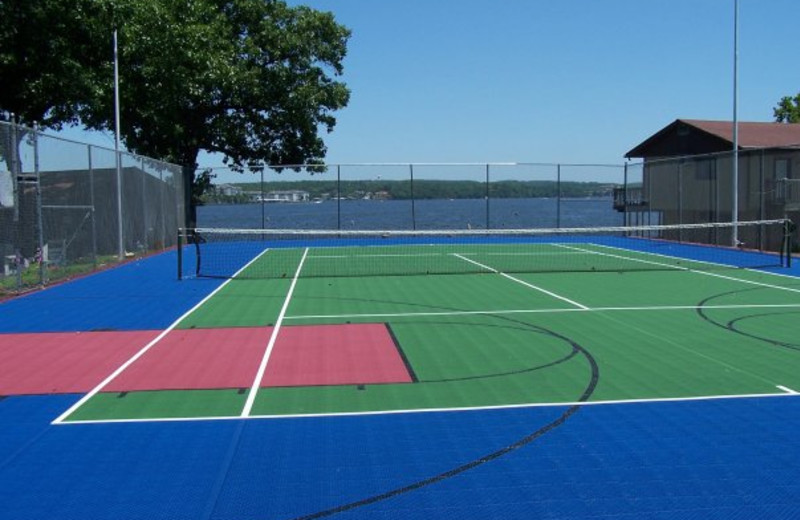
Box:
(177, 228, 183, 280)
(193, 229, 202, 277)
(784, 219, 794, 268)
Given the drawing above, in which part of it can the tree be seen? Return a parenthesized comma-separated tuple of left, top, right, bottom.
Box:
(81, 0, 351, 227)
(774, 93, 800, 123)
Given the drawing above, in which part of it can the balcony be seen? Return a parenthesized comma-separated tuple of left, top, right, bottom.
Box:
(613, 187, 648, 212)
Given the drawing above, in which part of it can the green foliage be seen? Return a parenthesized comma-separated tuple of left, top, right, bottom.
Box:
(0, 0, 111, 127)
(81, 0, 351, 173)
(201, 179, 615, 204)
(774, 93, 800, 123)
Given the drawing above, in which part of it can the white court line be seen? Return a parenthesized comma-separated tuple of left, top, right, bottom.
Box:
(311, 253, 444, 259)
(283, 302, 800, 322)
(558, 242, 800, 295)
(777, 385, 798, 394)
(311, 251, 583, 259)
(240, 247, 309, 417)
(52, 247, 273, 425)
(452, 253, 589, 310)
(55, 390, 800, 426)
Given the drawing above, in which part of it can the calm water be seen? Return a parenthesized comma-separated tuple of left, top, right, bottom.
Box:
(197, 197, 624, 230)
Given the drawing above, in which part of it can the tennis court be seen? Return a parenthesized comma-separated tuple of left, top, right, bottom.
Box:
(1, 221, 800, 519)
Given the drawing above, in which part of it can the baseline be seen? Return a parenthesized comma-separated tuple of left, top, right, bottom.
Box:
(54, 389, 799, 425)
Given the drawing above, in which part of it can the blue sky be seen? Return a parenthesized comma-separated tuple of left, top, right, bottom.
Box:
(61, 0, 800, 167)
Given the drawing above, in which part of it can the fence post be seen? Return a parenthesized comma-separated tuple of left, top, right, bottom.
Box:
(141, 156, 148, 252)
(260, 167, 265, 229)
(33, 122, 46, 285)
(556, 164, 562, 229)
(8, 116, 22, 291)
(177, 229, 183, 280)
(88, 145, 98, 268)
(485, 164, 490, 229)
(410, 164, 416, 230)
(115, 151, 124, 260)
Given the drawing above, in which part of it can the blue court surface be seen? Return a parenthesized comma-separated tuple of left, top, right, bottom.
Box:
(1, 245, 800, 519)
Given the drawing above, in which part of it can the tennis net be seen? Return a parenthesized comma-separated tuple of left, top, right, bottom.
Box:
(177, 219, 794, 280)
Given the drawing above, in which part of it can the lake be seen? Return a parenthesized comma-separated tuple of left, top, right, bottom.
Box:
(197, 197, 626, 230)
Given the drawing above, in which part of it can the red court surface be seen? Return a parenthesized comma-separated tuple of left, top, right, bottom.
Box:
(0, 330, 158, 395)
(262, 323, 414, 387)
(106, 327, 272, 392)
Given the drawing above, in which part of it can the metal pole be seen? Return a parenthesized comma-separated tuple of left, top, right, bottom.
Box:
(33, 123, 45, 284)
(141, 157, 147, 252)
(88, 145, 97, 268)
(678, 161, 684, 242)
(410, 164, 416, 230)
(623, 162, 628, 227)
(485, 164, 490, 229)
(336, 165, 341, 230)
(759, 149, 765, 249)
(260, 168, 265, 228)
(177, 229, 183, 280)
(10, 115, 19, 223)
(114, 29, 124, 259)
(732, 0, 740, 246)
(159, 169, 165, 250)
(556, 164, 562, 228)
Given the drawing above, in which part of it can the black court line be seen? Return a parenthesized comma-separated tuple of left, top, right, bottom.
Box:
(385, 323, 419, 383)
(288, 313, 601, 520)
(696, 287, 800, 351)
(396, 319, 580, 384)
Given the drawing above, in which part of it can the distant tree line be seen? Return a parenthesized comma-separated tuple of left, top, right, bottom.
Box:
(201, 179, 617, 203)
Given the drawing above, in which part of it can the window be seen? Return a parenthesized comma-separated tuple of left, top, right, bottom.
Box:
(774, 159, 791, 201)
(775, 158, 791, 181)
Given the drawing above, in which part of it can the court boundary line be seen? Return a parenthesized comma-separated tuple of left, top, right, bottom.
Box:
(558, 242, 800, 295)
(50, 247, 273, 425)
(51, 242, 799, 425)
(53, 388, 800, 425)
(240, 247, 309, 417)
(452, 253, 589, 309)
(283, 302, 800, 321)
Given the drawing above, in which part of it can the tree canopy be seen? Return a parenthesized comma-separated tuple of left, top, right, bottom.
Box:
(0, 0, 109, 127)
(83, 0, 350, 169)
(774, 93, 800, 123)
(1, 0, 351, 225)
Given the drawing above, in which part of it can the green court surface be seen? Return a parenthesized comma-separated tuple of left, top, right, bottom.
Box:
(62, 242, 800, 423)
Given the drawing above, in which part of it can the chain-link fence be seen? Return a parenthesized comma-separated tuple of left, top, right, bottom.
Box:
(196, 162, 626, 232)
(620, 147, 799, 252)
(0, 120, 186, 296)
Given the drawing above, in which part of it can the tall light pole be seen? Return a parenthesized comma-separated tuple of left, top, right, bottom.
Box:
(114, 29, 124, 259)
(732, 0, 740, 246)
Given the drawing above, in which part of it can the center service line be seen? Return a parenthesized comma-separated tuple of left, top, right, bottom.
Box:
(452, 253, 589, 310)
(240, 248, 309, 417)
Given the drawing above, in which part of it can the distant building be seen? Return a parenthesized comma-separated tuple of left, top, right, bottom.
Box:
(262, 190, 310, 202)
(619, 119, 800, 251)
(215, 184, 242, 196)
